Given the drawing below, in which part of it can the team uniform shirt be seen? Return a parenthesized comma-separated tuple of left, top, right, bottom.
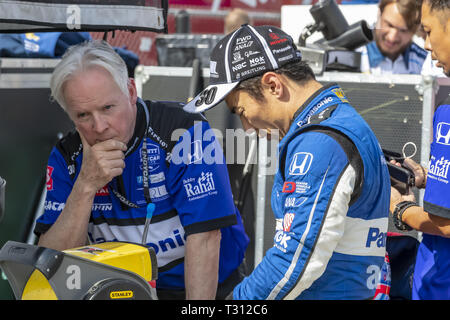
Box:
(35, 99, 249, 290)
(421, 52, 447, 77)
(413, 95, 450, 300)
(233, 84, 390, 300)
(359, 41, 427, 75)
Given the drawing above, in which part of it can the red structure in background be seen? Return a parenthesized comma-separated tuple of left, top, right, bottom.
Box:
(91, 0, 341, 66)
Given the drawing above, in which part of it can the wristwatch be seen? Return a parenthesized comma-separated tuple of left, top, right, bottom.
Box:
(392, 201, 416, 231)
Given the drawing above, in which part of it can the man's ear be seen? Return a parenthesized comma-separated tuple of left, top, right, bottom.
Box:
(261, 72, 284, 98)
(127, 78, 138, 105)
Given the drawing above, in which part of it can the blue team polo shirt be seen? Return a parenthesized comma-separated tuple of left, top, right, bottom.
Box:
(413, 98, 450, 299)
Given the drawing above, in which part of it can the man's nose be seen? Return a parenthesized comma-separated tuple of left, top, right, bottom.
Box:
(424, 35, 432, 52)
(92, 114, 108, 133)
(385, 27, 400, 42)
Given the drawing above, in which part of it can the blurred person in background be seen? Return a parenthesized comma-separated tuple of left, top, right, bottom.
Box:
(224, 8, 251, 35)
(360, 0, 427, 74)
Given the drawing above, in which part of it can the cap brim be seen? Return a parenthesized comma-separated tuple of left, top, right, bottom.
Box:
(183, 82, 239, 113)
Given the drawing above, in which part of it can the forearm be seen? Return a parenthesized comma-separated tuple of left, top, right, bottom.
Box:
(185, 229, 221, 300)
(38, 179, 96, 250)
(402, 206, 450, 238)
(38, 134, 126, 250)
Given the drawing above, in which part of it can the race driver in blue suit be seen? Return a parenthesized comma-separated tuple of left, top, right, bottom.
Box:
(184, 24, 391, 299)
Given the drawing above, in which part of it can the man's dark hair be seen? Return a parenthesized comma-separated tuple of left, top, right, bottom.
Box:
(379, 0, 423, 32)
(234, 60, 315, 101)
(424, 0, 450, 29)
(425, 0, 450, 11)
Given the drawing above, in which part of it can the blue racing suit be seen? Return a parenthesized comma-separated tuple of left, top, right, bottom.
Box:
(35, 99, 249, 292)
(234, 83, 390, 299)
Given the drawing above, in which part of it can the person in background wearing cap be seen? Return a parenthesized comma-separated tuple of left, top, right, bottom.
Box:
(184, 24, 391, 300)
(359, 0, 427, 75)
(390, 0, 450, 300)
(34, 40, 249, 300)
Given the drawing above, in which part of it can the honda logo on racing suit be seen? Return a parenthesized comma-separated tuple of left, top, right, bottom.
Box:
(436, 122, 450, 145)
(289, 152, 313, 175)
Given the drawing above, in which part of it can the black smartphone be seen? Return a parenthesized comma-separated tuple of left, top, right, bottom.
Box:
(382, 149, 415, 194)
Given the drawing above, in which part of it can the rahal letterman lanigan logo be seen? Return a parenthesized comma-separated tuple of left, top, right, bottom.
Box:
(429, 155, 450, 182)
(183, 171, 217, 201)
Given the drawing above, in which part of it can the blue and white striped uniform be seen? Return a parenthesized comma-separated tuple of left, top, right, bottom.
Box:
(359, 41, 427, 74)
(233, 84, 390, 300)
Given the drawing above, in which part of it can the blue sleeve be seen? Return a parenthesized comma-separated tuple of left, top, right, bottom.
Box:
(234, 131, 353, 299)
(166, 121, 237, 235)
(34, 147, 74, 235)
(424, 104, 450, 218)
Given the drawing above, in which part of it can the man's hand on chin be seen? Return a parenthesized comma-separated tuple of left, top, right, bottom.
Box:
(77, 130, 127, 193)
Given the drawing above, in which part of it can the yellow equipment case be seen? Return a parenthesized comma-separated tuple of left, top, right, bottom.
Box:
(0, 241, 158, 300)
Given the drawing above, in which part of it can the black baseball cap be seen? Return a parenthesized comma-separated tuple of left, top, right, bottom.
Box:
(183, 24, 302, 114)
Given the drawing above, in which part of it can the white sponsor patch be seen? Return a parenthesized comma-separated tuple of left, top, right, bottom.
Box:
(334, 216, 388, 257)
(89, 215, 186, 269)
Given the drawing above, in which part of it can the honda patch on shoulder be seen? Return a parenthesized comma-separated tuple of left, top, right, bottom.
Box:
(436, 122, 450, 145)
(289, 152, 313, 175)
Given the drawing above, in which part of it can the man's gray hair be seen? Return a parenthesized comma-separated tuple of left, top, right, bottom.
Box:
(50, 40, 129, 111)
